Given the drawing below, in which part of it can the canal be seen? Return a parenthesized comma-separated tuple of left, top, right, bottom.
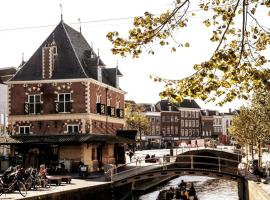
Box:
(138, 176, 239, 200)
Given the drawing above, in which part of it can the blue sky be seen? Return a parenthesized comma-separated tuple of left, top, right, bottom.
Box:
(0, 0, 246, 111)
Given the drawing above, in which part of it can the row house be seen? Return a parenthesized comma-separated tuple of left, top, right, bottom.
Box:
(0, 20, 129, 172)
(201, 110, 214, 138)
(140, 103, 161, 148)
(156, 99, 201, 146)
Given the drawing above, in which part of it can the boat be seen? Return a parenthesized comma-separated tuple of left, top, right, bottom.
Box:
(156, 188, 199, 200)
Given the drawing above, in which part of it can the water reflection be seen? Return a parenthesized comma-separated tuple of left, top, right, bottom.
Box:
(139, 176, 239, 200)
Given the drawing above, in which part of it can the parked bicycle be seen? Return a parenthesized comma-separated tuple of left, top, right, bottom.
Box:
(0, 167, 27, 197)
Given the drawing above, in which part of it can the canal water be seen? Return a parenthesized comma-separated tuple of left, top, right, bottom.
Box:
(138, 176, 239, 200)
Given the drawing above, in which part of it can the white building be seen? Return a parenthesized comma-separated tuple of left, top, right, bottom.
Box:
(0, 82, 7, 135)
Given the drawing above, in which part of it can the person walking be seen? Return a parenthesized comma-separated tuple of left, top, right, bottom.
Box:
(128, 150, 134, 162)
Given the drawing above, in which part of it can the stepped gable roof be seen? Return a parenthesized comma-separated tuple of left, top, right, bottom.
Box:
(10, 21, 124, 85)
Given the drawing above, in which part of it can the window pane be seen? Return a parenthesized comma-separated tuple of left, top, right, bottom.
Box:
(68, 126, 73, 133)
(36, 95, 41, 102)
(74, 126, 79, 133)
(65, 94, 71, 101)
(29, 96, 34, 103)
(29, 104, 35, 114)
(25, 127, 30, 134)
(19, 127, 24, 134)
(59, 94, 64, 101)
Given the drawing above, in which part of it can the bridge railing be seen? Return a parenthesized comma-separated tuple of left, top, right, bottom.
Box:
(106, 154, 248, 182)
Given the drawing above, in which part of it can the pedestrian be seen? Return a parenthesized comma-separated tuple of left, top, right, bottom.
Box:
(128, 150, 134, 162)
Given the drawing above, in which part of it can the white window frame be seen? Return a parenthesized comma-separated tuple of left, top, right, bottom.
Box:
(107, 98, 111, 106)
(28, 94, 41, 114)
(58, 93, 71, 113)
(19, 126, 30, 135)
(97, 94, 102, 103)
(67, 124, 79, 134)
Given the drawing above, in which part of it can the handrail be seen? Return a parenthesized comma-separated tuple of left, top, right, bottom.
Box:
(106, 154, 248, 182)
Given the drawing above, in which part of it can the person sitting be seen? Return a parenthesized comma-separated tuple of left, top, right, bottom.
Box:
(178, 179, 187, 190)
(38, 164, 48, 187)
(189, 183, 196, 199)
(145, 154, 150, 162)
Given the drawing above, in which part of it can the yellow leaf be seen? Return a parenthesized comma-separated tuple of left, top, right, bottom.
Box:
(203, 19, 211, 27)
(185, 42, 190, 47)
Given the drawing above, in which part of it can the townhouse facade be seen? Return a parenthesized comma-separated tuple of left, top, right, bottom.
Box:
(156, 100, 201, 147)
(1, 21, 128, 172)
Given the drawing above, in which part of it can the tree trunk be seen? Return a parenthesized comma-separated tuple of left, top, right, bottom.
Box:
(258, 141, 262, 169)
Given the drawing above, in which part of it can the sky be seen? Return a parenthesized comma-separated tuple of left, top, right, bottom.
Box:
(0, 0, 247, 112)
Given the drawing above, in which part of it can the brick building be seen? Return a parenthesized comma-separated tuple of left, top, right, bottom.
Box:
(201, 110, 215, 138)
(1, 21, 128, 172)
(140, 103, 161, 148)
(156, 99, 201, 147)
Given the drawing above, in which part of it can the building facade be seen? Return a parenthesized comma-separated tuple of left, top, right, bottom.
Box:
(156, 100, 201, 147)
(3, 21, 128, 172)
(141, 104, 161, 148)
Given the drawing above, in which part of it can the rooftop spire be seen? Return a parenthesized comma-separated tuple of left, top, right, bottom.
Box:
(59, 4, 63, 22)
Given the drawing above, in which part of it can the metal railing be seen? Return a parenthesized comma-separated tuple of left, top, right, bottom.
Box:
(106, 154, 248, 182)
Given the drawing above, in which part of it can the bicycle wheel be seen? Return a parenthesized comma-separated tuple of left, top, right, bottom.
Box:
(25, 178, 32, 190)
(17, 181, 27, 197)
(0, 183, 3, 196)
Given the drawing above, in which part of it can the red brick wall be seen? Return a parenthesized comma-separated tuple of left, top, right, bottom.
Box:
(9, 82, 87, 115)
(89, 83, 124, 113)
(92, 120, 123, 135)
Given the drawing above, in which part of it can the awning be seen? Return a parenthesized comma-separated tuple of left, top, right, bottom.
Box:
(0, 134, 135, 145)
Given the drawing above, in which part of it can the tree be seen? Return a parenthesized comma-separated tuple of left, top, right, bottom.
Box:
(125, 102, 150, 149)
(230, 89, 270, 167)
(107, 0, 270, 105)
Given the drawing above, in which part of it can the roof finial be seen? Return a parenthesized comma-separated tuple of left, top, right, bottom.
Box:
(78, 18, 81, 34)
(22, 52, 24, 63)
(116, 60, 118, 69)
(59, 4, 63, 22)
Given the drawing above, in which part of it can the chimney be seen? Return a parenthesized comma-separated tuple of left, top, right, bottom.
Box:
(229, 108, 232, 113)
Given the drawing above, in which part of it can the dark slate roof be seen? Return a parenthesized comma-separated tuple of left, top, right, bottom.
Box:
(0, 134, 134, 145)
(10, 21, 122, 88)
(0, 67, 17, 82)
(201, 110, 217, 116)
(156, 99, 201, 111)
(139, 103, 160, 112)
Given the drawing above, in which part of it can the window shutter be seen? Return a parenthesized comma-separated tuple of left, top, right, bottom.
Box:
(24, 103, 29, 114)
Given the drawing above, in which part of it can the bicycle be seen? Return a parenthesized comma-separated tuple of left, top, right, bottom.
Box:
(0, 171, 27, 197)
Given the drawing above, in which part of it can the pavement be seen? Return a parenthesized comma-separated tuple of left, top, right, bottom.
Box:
(0, 174, 108, 200)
